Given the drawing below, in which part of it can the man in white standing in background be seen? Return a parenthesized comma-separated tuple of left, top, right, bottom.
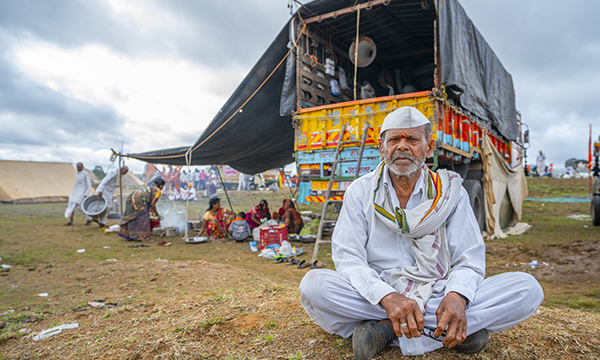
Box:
(238, 172, 246, 192)
(64, 162, 92, 226)
(536, 151, 546, 177)
(95, 166, 128, 228)
(193, 169, 200, 190)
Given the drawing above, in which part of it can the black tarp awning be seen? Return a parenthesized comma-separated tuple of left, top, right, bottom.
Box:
(128, 21, 295, 175)
(129, 0, 518, 173)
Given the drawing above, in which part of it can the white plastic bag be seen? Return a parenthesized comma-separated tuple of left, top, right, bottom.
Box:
(252, 227, 261, 241)
(325, 58, 335, 76)
(258, 248, 276, 258)
(339, 67, 349, 90)
(360, 81, 375, 99)
(387, 84, 395, 96)
(33, 323, 78, 341)
(279, 240, 293, 256)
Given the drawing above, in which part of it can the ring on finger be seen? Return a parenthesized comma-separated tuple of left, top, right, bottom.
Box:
(400, 323, 408, 328)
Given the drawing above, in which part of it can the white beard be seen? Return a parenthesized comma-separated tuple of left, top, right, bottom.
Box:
(386, 152, 425, 177)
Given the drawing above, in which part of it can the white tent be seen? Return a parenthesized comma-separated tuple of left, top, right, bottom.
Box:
(0, 160, 76, 204)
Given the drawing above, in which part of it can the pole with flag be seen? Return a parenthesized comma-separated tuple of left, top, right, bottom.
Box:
(589, 124, 593, 194)
(589, 124, 593, 171)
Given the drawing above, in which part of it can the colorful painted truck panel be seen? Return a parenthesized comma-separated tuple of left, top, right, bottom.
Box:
(294, 92, 524, 203)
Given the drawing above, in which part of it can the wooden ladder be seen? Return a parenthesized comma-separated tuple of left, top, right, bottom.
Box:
(311, 124, 369, 263)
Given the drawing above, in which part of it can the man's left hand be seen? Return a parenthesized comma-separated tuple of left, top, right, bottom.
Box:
(434, 292, 467, 348)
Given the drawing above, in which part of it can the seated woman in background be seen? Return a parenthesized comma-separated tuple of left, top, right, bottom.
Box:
(272, 199, 286, 221)
(198, 197, 235, 239)
(246, 199, 271, 230)
(280, 199, 304, 234)
(119, 178, 165, 241)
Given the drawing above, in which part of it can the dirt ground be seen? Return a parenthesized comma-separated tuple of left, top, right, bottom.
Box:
(1, 181, 599, 359)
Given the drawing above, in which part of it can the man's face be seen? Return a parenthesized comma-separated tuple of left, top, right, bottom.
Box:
(76, 163, 83, 172)
(121, 167, 129, 175)
(378, 126, 435, 177)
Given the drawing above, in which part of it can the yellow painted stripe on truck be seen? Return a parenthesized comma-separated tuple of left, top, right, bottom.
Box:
(294, 92, 436, 152)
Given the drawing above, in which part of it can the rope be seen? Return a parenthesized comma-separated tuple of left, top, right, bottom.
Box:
(353, 5, 360, 101)
(127, 25, 308, 162)
(303, 32, 322, 67)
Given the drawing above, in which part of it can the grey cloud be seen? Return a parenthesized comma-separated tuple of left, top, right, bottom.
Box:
(0, 0, 292, 69)
(0, 0, 141, 53)
(0, 36, 125, 149)
(146, 0, 292, 68)
(2, 0, 598, 169)
(460, 0, 600, 166)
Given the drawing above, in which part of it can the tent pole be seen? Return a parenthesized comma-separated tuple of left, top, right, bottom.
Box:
(217, 165, 234, 214)
(184, 151, 192, 240)
(281, 167, 300, 211)
(119, 152, 123, 218)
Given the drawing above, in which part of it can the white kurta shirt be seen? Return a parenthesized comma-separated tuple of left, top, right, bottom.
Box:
(331, 165, 485, 307)
(536, 154, 545, 172)
(69, 170, 92, 204)
(96, 170, 117, 196)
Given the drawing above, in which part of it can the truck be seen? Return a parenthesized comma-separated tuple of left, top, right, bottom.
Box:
(288, 0, 528, 232)
(127, 0, 527, 234)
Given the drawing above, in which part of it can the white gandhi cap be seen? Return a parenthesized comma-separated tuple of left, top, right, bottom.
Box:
(380, 107, 430, 134)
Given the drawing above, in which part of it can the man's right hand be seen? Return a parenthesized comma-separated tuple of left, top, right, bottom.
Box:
(379, 292, 424, 339)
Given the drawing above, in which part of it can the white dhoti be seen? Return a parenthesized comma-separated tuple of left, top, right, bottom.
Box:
(98, 192, 113, 225)
(300, 270, 543, 356)
(64, 201, 91, 220)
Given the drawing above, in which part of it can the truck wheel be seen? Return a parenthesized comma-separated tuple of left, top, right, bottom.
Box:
(463, 179, 485, 232)
(593, 195, 600, 226)
(249, 183, 257, 191)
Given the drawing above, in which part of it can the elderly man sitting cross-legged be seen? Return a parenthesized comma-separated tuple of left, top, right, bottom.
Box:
(299, 107, 543, 358)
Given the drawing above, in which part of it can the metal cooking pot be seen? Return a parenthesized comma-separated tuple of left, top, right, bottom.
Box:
(82, 195, 108, 220)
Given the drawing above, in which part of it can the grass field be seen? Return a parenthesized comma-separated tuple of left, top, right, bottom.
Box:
(0, 179, 599, 359)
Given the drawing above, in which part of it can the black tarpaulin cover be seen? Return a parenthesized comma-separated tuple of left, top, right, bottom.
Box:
(130, 0, 518, 173)
(439, 0, 518, 141)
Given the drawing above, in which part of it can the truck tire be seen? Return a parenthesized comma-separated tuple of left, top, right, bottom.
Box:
(593, 195, 600, 226)
(249, 183, 257, 191)
(463, 179, 485, 232)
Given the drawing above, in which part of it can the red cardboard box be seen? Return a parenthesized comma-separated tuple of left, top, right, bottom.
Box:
(259, 225, 288, 250)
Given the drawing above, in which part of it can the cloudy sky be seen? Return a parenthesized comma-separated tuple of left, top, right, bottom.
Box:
(1, 0, 598, 173)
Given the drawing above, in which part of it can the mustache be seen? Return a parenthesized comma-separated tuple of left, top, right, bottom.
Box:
(391, 152, 417, 163)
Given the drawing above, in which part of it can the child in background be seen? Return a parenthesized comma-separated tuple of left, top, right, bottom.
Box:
(229, 212, 251, 242)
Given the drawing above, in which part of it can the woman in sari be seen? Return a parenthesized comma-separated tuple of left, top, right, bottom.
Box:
(280, 199, 304, 234)
(246, 199, 271, 230)
(119, 178, 165, 241)
(198, 197, 235, 239)
(272, 199, 286, 221)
